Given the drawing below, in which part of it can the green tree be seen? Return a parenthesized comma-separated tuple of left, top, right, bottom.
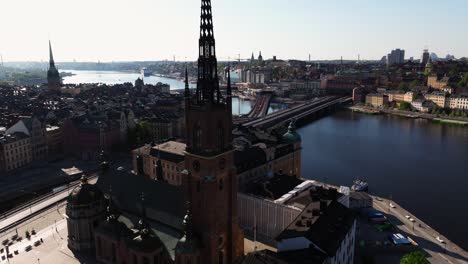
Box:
(399, 102, 412, 111)
(398, 82, 409, 91)
(400, 251, 429, 264)
(458, 73, 468, 87)
(409, 80, 419, 89)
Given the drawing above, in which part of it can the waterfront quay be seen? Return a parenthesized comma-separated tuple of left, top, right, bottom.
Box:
(349, 105, 468, 125)
(370, 196, 468, 264)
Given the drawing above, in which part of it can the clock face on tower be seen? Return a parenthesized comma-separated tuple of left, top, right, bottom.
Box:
(192, 160, 200, 172)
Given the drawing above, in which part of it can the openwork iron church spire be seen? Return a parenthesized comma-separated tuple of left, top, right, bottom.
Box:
(196, 0, 221, 104)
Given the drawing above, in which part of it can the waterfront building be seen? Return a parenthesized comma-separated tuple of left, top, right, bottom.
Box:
(365, 93, 389, 107)
(385, 91, 414, 103)
(352, 87, 366, 103)
(47, 41, 62, 93)
(411, 99, 432, 112)
(424, 92, 447, 108)
(387, 49, 405, 65)
(0, 132, 32, 173)
(447, 94, 468, 110)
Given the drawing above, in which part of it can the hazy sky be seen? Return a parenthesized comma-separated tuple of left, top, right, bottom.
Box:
(0, 0, 467, 62)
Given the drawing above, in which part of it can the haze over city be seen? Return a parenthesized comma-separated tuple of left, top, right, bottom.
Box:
(1, 0, 467, 62)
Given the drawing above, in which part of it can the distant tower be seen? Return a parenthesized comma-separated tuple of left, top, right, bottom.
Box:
(47, 41, 61, 92)
(425, 56, 433, 74)
(183, 0, 244, 262)
(421, 49, 430, 65)
(251, 52, 255, 62)
(258, 51, 263, 62)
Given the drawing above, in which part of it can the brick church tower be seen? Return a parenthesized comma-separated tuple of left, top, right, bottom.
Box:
(182, 0, 244, 262)
(47, 40, 61, 93)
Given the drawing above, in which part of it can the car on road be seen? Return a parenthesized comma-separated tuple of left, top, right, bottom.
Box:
(409, 218, 415, 222)
(405, 215, 411, 219)
(389, 203, 396, 208)
(436, 236, 445, 243)
(24, 245, 32, 252)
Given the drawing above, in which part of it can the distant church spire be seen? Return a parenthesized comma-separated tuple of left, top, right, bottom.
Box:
(49, 40, 55, 67)
(47, 40, 61, 92)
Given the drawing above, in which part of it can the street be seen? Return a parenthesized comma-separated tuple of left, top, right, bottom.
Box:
(373, 197, 468, 264)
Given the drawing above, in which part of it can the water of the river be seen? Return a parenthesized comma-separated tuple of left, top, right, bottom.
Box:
(298, 110, 468, 249)
(62, 70, 196, 89)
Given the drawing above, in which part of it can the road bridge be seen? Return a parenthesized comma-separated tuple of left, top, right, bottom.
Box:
(246, 93, 273, 118)
(242, 96, 352, 130)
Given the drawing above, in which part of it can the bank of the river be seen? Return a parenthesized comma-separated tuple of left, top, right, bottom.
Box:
(298, 109, 468, 250)
(349, 105, 468, 126)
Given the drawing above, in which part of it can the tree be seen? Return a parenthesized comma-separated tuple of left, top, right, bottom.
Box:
(409, 80, 419, 89)
(399, 102, 412, 111)
(458, 73, 468, 87)
(400, 251, 429, 264)
(398, 82, 409, 91)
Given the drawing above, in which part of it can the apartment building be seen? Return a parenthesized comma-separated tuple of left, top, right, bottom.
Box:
(0, 132, 33, 173)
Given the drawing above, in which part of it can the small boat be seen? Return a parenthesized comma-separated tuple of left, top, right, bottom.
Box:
(351, 179, 369, 192)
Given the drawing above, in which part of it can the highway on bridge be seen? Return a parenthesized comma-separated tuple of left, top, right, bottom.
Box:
(242, 96, 351, 129)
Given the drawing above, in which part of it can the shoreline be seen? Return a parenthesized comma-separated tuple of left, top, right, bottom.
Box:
(348, 105, 468, 126)
(309, 180, 468, 260)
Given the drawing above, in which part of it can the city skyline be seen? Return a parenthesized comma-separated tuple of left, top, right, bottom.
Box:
(1, 0, 467, 62)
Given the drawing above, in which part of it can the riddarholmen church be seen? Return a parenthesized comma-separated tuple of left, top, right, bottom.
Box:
(65, 1, 358, 264)
(66, 0, 245, 263)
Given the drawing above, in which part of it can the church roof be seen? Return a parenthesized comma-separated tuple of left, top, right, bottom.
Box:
(96, 168, 186, 230)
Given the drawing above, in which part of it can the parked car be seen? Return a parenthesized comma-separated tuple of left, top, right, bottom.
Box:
(436, 236, 445, 243)
(389, 203, 396, 208)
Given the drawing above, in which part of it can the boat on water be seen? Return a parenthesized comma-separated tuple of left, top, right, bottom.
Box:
(351, 179, 369, 192)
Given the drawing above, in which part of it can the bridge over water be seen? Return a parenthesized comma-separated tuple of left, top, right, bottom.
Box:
(241, 96, 352, 130)
(246, 93, 273, 118)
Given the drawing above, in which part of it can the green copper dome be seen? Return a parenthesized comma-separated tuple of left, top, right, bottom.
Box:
(282, 120, 301, 144)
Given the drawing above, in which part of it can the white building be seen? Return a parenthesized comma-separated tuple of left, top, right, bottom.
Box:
(276, 199, 357, 264)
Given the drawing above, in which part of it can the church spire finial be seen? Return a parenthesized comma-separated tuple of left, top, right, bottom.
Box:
(49, 40, 55, 67)
(196, 0, 220, 104)
(185, 66, 190, 98)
